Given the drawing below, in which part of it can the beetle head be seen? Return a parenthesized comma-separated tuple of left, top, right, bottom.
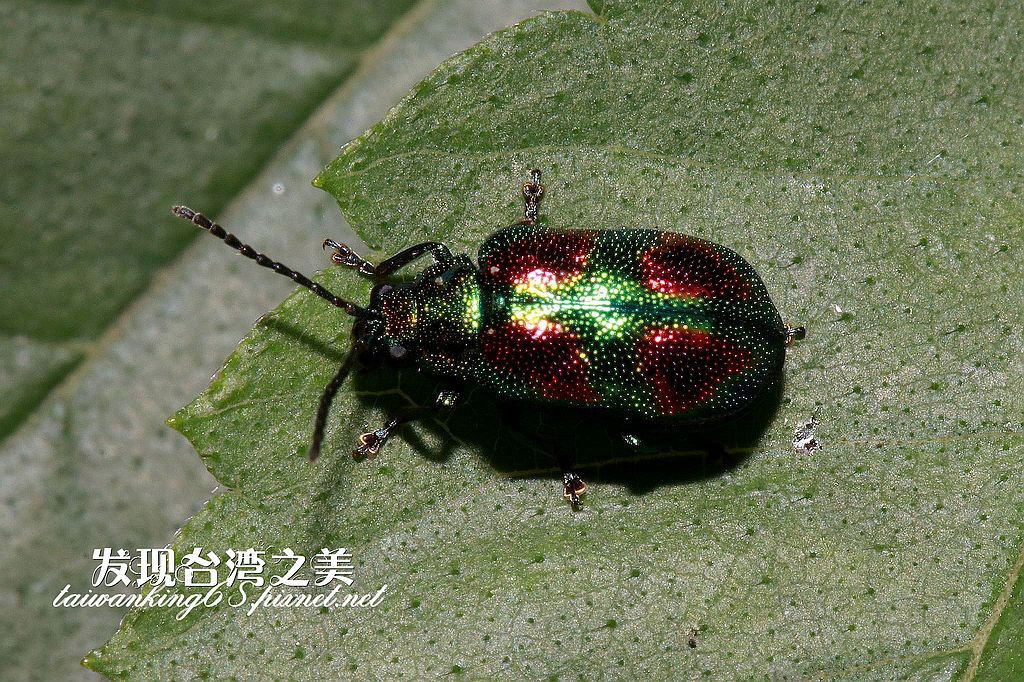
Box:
(358, 261, 482, 374)
(348, 282, 415, 366)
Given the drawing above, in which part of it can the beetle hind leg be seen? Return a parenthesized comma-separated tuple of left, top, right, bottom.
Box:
(562, 470, 588, 509)
(519, 168, 545, 225)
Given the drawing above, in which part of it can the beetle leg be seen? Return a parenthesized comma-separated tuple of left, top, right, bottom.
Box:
(433, 389, 461, 409)
(520, 168, 545, 225)
(354, 416, 402, 458)
(562, 470, 588, 509)
(785, 325, 807, 346)
(323, 240, 456, 279)
(622, 432, 643, 449)
(498, 406, 590, 510)
(323, 239, 376, 276)
(558, 447, 587, 509)
(373, 242, 454, 277)
(353, 389, 461, 459)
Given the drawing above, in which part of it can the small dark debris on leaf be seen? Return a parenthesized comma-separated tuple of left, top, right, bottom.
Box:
(687, 626, 699, 648)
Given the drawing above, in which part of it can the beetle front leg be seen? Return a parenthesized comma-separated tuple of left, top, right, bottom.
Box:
(323, 240, 454, 278)
(354, 389, 461, 458)
(374, 242, 454, 276)
(354, 415, 402, 458)
(323, 239, 375, 276)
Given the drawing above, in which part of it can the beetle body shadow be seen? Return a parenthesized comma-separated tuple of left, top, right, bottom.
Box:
(347, 364, 785, 497)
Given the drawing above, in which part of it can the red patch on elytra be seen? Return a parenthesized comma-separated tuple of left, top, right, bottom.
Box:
(637, 327, 751, 416)
(482, 231, 596, 288)
(641, 235, 751, 300)
(481, 319, 600, 403)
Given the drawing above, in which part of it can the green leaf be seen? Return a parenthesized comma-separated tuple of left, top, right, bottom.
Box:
(0, 0, 416, 678)
(0, 0, 395, 342)
(0, 0, 415, 443)
(91, 0, 1024, 678)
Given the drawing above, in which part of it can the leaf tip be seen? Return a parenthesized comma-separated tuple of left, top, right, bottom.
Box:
(165, 410, 185, 433)
(311, 165, 345, 205)
(81, 645, 120, 679)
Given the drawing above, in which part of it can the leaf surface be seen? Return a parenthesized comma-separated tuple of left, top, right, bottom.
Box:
(0, 0, 415, 678)
(0, 0, 415, 443)
(91, 0, 1024, 678)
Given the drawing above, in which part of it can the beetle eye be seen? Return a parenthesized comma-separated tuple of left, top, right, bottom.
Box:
(388, 345, 409, 361)
(371, 283, 395, 303)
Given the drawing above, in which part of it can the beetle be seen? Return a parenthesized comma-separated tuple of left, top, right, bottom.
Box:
(173, 170, 804, 507)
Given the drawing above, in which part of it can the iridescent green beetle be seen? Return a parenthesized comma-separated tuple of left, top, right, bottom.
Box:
(174, 171, 804, 507)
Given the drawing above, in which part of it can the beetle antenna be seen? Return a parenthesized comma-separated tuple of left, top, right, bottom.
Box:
(308, 342, 362, 462)
(172, 206, 373, 318)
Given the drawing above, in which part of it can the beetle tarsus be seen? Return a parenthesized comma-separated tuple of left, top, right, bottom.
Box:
(434, 389, 461, 408)
(521, 168, 545, 224)
(622, 432, 642, 449)
(562, 471, 587, 509)
(324, 239, 376, 275)
(354, 420, 397, 459)
(352, 391, 461, 460)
